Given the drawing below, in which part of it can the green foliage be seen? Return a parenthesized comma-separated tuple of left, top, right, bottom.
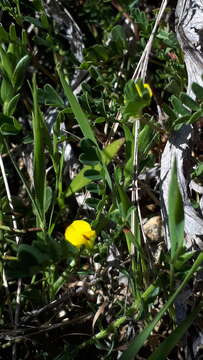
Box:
(0, 114, 21, 134)
(0, 1, 202, 359)
(12, 54, 30, 90)
(65, 138, 125, 197)
(164, 80, 203, 130)
(120, 252, 203, 360)
(40, 84, 64, 107)
(192, 161, 203, 178)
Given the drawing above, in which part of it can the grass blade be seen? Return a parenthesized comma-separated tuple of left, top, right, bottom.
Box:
(32, 74, 46, 225)
(148, 301, 203, 360)
(120, 252, 203, 360)
(57, 65, 98, 146)
(168, 158, 184, 261)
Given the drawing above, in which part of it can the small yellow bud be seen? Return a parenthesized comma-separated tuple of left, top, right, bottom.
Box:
(135, 82, 153, 98)
(144, 83, 153, 97)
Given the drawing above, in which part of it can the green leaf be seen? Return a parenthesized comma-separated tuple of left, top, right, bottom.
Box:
(147, 301, 202, 360)
(84, 169, 102, 180)
(180, 93, 199, 111)
(34, 35, 54, 49)
(43, 84, 64, 107)
(18, 244, 50, 266)
(171, 95, 190, 116)
(40, 13, 49, 29)
(80, 152, 100, 166)
(165, 77, 182, 95)
(111, 25, 127, 52)
(162, 103, 177, 121)
(156, 30, 178, 48)
(133, 8, 149, 32)
(192, 82, 203, 100)
(3, 93, 20, 116)
(21, 29, 28, 47)
(0, 114, 21, 135)
(0, 45, 14, 79)
(22, 134, 33, 144)
(124, 79, 139, 102)
(65, 138, 125, 197)
(187, 109, 203, 124)
(123, 99, 147, 119)
(9, 23, 18, 43)
(194, 162, 203, 177)
(84, 44, 109, 62)
(79, 145, 100, 166)
(57, 65, 98, 146)
(86, 183, 100, 194)
(5, 243, 52, 277)
(173, 114, 191, 130)
(175, 251, 196, 270)
(0, 78, 14, 102)
(12, 54, 30, 89)
(85, 197, 100, 208)
(0, 122, 20, 135)
(0, 25, 9, 43)
(24, 16, 44, 28)
(168, 159, 184, 261)
(95, 116, 105, 123)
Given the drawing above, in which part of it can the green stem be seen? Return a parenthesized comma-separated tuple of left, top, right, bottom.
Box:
(79, 316, 127, 349)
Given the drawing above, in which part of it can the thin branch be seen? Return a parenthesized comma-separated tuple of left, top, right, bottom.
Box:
(0, 224, 42, 233)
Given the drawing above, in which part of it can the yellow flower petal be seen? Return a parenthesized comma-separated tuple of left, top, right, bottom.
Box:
(65, 220, 96, 249)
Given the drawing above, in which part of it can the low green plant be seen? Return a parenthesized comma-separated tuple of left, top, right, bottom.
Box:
(0, 1, 202, 359)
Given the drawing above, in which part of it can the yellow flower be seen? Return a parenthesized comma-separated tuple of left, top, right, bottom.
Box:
(65, 220, 96, 249)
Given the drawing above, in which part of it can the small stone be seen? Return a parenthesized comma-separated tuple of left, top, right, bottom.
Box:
(143, 216, 164, 242)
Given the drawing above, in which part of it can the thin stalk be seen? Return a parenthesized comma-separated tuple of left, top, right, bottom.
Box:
(130, 0, 168, 281)
(169, 263, 175, 291)
(130, 120, 139, 236)
(15, 0, 21, 18)
(131, 121, 150, 286)
(0, 154, 21, 360)
(79, 316, 127, 349)
(0, 223, 42, 233)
